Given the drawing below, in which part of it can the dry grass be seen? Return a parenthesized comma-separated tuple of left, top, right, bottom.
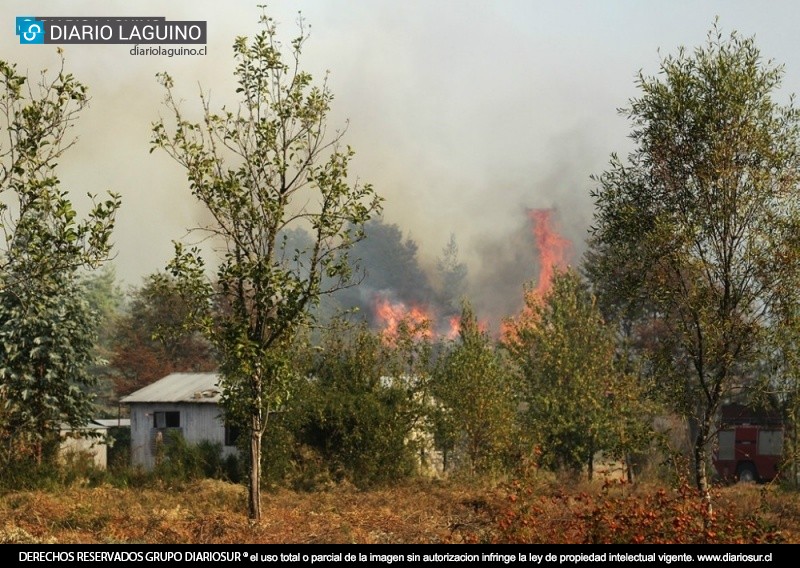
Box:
(493, 476, 800, 544)
(0, 479, 501, 544)
(1, 477, 798, 544)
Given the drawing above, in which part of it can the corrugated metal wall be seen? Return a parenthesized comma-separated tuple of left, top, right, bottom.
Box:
(129, 403, 237, 470)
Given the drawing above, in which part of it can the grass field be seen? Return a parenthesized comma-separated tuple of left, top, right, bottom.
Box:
(1, 475, 797, 544)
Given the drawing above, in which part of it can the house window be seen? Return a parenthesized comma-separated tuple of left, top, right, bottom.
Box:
(153, 411, 180, 429)
(151, 411, 182, 456)
(225, 423, 241, 447)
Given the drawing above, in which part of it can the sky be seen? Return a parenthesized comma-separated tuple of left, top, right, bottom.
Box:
(3, 1, 800, 321)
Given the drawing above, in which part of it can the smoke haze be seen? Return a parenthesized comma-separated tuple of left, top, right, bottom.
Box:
(4, 1, 800, 326)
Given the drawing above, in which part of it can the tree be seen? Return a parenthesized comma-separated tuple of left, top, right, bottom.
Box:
(587, 23, 800, 505)
(151, 11, 382, 520)
(0, 54, 120, 467)
(82, 265, 124, 356)
(0, 275, 98, 467)
(436, 233, 468, 314)
(760, 293, 800, 487)
(109, 272, 216, 397)
(0, 55, 118, 286)
(431, 300, 521, 476)
(300, 320, 425, 487)
(333, 218, 438, 318)
(81, 264, 125, 411)
(505, 269, 646, 479)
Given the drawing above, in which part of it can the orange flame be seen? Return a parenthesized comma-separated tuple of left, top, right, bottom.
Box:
(528, 208, 571, 297)
(447, 316, 461, 340)
(502, 208, 572, 344)
(372, 295, 490, 342)
(447, 315, 489, 340)
(372, 295, 434, 342)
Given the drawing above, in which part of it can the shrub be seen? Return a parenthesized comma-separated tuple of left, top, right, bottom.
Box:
(153, 431, 240, 486)
(494, 477, 785, 544)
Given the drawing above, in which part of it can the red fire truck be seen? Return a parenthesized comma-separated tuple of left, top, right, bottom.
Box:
(713, 403, 783, 483)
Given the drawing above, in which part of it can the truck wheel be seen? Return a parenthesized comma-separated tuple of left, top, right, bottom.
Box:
(737, 463, 757, 484)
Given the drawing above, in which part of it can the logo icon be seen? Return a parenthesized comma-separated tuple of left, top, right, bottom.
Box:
(16, 17, 44, 44)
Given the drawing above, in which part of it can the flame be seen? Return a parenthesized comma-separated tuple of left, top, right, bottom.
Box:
(446, 315, 489, 340)
(371, 294, 489, 342)
(502, 208, 572, 344)
(371, 210, 571, 345)
(372, 294, 434, 342)
(447, 316, 461, 340)
(528, 208, 571, 297)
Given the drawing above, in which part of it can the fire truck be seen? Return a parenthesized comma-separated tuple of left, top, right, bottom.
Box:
(713, 403, 784, 483)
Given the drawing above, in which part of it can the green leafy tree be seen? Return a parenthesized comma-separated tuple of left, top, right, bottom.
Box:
(431, 301, 521, 476)
(0, 56, 118, 285)
(587, 23, 800, 505)
(0, 277, 98, 466)
(82, 265, 124, 350)
(0, 54, 120, 467)
(300, 320, 425, 487)
(760, 298, 800, 487)
(151, 12, 382, 520)
(505, 270, 645, 479)
(80, 265, 125, 412)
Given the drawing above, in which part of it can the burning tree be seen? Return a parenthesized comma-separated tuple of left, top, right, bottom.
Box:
(372, 292, 435, 343)
(528, 209, 571, 297)
(151, 11, 382, 520)
(502, 208, 572, 340)
(587, 22, 800, 507)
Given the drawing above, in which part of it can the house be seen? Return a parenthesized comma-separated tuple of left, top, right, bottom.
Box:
(120, 372, 238, 470)
(60, 418, 131, 469)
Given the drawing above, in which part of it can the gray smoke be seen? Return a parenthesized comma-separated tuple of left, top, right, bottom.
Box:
(12, 0, 769, 333)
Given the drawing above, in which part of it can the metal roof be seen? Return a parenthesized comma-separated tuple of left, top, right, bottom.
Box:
(120, 372, 222, 404)
(94, 418, 131, 428)
(60, 418, 130, 432)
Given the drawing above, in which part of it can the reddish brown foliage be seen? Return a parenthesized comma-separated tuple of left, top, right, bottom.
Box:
(110, 276, 216, 396)
(0, 478, 797, 544)
(493, 477, 790, 544)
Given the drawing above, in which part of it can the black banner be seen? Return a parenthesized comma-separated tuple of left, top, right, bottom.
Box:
(6, 544, 787, 566)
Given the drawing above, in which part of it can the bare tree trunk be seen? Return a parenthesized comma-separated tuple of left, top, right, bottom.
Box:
(694, 423, 713, 517)
(248, 413, 262, 522)
(625, 453, 636, 484)
(793, 410, 798, 489)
